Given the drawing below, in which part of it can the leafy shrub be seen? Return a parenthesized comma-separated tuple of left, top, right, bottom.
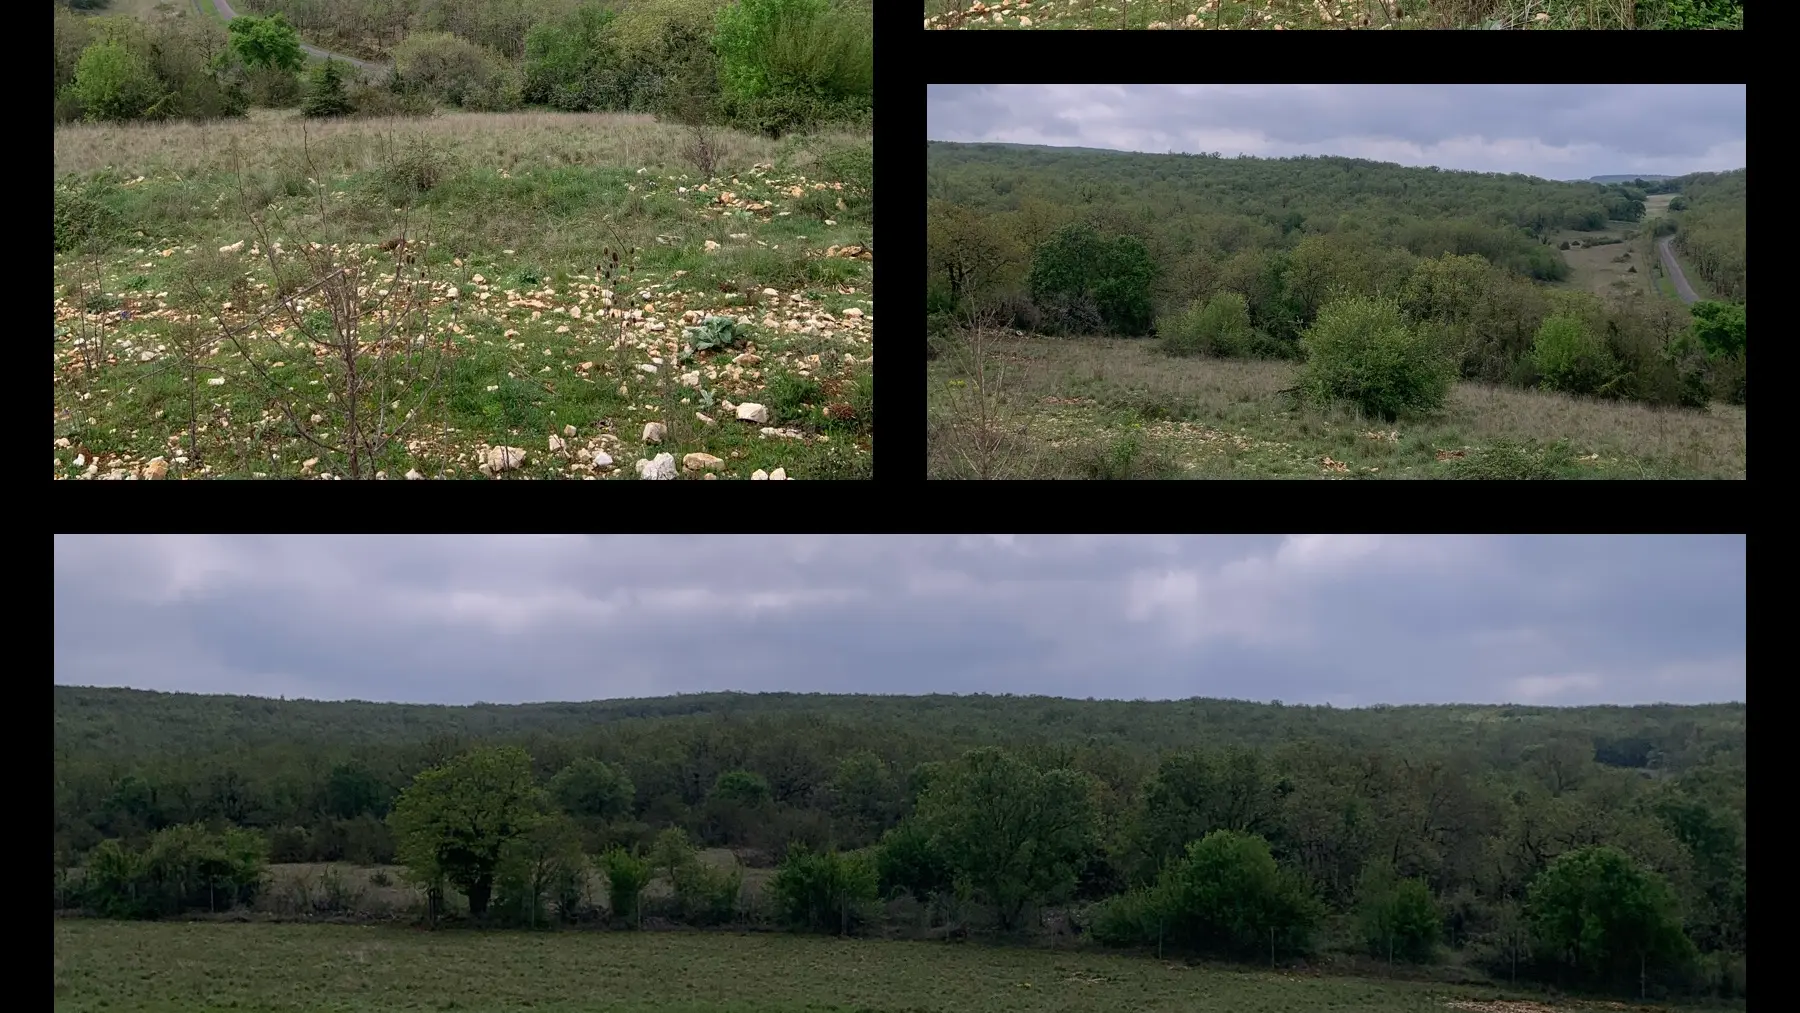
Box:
(80, 825, 268, 919)
(1532, 314, 1621, 396)
(522, 4, 627, 112)
(1298, 297, 1453, 421)
(378, 138, 459, 201)
(1357, 871, 1441, 964)
(1030, 224, 1158, 337)
(1091, 831, 1319, 959)
(70, 37, 165, 122)
(877, 820, 953, 900)
(814, 140, 873, 219)
(54, 177, 121, 253)
(672, 858, 742, 925)
(392, 32, 520, 111)
(714, 0, 871, 136)
(1160, 292, 1254, 358)
(771, 844, 878, 934)
(302, 60, 353, 118)
(1449, 439, 1575, 480)
(601, 847, 652, 923)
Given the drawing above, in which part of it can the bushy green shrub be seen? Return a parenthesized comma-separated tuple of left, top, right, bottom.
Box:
(1159, 292, 1255, 358)
(876, 820, 953, 900)
(771, 844, 878, 934)
(1357, 871, 1440, 964)
(54, 177, 121, 254)
(69, 36, 165, 122)
(714, 0, 871, 136)
(522, 4, 628, 112)
(1298, 297, 1453, 421)
(302, 60, 353, 118)
(79, 825, 268, 919)
(392, 33, 521, 111)
(1532, 314, 1621, 396)
(672, 857, 741, 925)
(600, 846, 652, 923)
(1091, 831, 1319, 959)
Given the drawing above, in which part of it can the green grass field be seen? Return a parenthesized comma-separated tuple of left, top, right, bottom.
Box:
(53, 919, 1695, 1013)
(928, 333, 1745, 479)
(54, 110, 874, 479)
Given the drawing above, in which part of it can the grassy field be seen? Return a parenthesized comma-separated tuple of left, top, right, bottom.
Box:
(53, 919, 1705, 1013)
(1549, 219, 1655, 302)
(54, 110, 874, 480)
(922, 0, 1733, 29)
(928, 333, 1745, 479)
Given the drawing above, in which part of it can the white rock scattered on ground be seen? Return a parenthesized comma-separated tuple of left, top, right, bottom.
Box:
(592, 451, 614, 470)
(695, 412, 715, 426)
(548, 435, 565, 453)
(751, 469, 769, 480)
(483, 446, 526, 472)
(637, 363, 658, 373)
(735, 402, 770, 423)
(142, 457, 168, 480)
(762, 288, 779, 296)
(683, 452, 724, 471)
(635, 453, 676, 479)
(405, 468, 424, 480)
(643, 422, 666, 443)
(219, 240, 244, 254)
(769, 467, 787, 480)
(563, 424, 577, 438)
(679, 371, 701, 387)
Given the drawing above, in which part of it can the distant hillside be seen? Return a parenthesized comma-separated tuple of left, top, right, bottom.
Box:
(1589, 174, 1675, 184)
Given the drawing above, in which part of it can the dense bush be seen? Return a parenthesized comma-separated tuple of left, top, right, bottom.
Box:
(521, 4, 628, 112)
(770, 844, 878, 934)
(1159, 292, 1255, 358)
(714, 0, 871, 136)
(1092, 831, 1320, 959)
(1030, 223, 1158, 337)
(1357, 871, 1440, 964)
(1528, 846, 1694, 987)
(68, 36, 165, 122)
(671, 857, 742, 925)
(600, 847, 653, 924)
(80, 824, 268, 919)
(1298, 297, 1453, 421)
(302, 60, 354, 118)
(813, 140, 873, 220)
(876, 820, 953, 900)
(1533, 314, 1621, 397)
(54, 176, 121, 253)
(393, 32, 521, 111)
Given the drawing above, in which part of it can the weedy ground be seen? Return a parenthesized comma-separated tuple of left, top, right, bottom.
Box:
(923, 0, 1737, 29)
(928, 333, 1745, 479)
(53, 918, 1715, 1013)
(54, 110, 873, 479)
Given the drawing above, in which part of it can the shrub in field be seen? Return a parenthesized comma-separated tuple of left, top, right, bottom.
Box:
(1357, 870, 1441, 964)
(54, 177, 121, 253)
(1527, 846, 1694, 986)
(392, 32, 521, 112)
(302, 60, 353, 118)
(876, 819, 953, 900)
(673, 857, 742, 925)
(601, 847, 653, 924)
(1298, 296, 1453, 421)
(1094, 831, 1318, 960)
(1159, 292, 1254, 358)
(69, 37, 165, 123)
(389, 746, 547, 917)
(522, 4, 628, 112)
(814, 140, 873, 219)
(714, 0, 871, 136)
(771, 844, 878, 935)
(1533, 314, 1622, 397)
(1030, 224, 1158, 337)
(79, 824, 268, 919)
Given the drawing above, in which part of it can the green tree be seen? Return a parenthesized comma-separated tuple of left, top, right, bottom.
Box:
(70, 36, 165, 122)
(522, 4, 626, 112)
(771, 843, 878, 934)
(1162, 830, 1321, 959)
(495, 813, 587, 927)
(549, 758, 636, 821)
(876, 818, 954, 900)
(915, 746, 1097, 930)
(1357, 868, 1440, 964)
(1158, 292, 1254, 358)
(388, 746, 547, 918)
(1527, 846, 1693, 990)
(1668, 196, 1689, 211)
(927, 200, 1017, 310)
(831, 750, 901, 846)
(1687, 301, 1745, 359)
(600, 846, 652, 926)
(1298, 296, 1453, 421)
(227, 14, 304, 74)
(301, 59, 352, 118)
(1532, 314, 1620, 396)
(1029, 224, 1158, 337)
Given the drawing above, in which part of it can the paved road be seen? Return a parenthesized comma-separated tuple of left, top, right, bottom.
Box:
(1657, 236, 1700, 305)
(208, 0, 392, 79)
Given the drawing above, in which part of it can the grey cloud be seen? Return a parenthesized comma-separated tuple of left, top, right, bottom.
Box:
(53, 535, 1744, 707)
(927, 85, 1746, 179)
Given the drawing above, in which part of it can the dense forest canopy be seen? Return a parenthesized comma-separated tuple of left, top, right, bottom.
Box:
(53, 686, 1746, 999)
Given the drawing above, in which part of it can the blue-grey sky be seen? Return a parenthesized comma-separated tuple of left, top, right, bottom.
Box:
(52, 535, 1745, 708)
(926, 85, 1747, 181)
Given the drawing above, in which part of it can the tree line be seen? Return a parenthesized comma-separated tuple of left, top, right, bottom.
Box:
(926, 143, 1747, 414)
(54, 688, 1746, 1001)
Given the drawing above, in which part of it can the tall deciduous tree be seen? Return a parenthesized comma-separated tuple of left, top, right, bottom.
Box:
(915, 747, 1097, 930)
(1528, 845, 1693, 989)
(388, 746, 547, 918)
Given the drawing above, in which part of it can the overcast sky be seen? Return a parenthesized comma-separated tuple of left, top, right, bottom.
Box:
(52, 535, 1744, 709)
(926, 85, 1747, 181)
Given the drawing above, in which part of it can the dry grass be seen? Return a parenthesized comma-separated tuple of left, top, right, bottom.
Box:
(924, 0, 1724, 28)
(55, 108, 862, 180)
(928, 334, 1745, 479)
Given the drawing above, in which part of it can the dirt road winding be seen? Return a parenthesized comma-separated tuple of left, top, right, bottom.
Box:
(1657, 236, 1700, 305)
(208, 0, 391, 79)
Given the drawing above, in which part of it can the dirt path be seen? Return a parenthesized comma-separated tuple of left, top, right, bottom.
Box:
(1658, 236, 1700, 304)
(207, 0, 391, 79)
